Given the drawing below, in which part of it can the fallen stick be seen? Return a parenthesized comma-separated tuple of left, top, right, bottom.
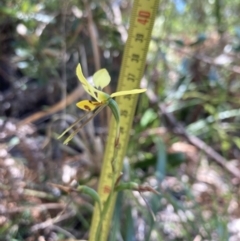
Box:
(145, 87, 240, 182)
(18, 85, 84, 126)
(159, 103, 240, 182)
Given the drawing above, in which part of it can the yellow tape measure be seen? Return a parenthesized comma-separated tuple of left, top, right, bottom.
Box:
(89, 0, 159, 240)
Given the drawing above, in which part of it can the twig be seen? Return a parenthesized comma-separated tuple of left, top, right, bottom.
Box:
(0, 203, 65, 214)
(84, 0, 111, 126)
(145, 88, 240, 182)
(17, 84, 84, 126)
(84, 1, 100, 71)
(51, 224, 76, 238)
(173, 46, 240, 75)
(30, 209, 76, 232)
(159, 104, 240, 180)
(23, 188, 58, 200)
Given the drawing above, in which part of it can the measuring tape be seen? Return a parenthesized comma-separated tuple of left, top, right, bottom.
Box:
(89, 0, 159, 240)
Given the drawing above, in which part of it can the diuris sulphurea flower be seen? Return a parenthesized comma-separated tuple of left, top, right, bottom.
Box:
(58, 63, 146, 145)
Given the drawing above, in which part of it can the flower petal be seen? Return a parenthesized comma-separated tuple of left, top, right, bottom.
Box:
(76, 64, 103, 101)
(110, 89, 146, 98)
(93, 68, 111, 89)
(76, 100, 102, 111)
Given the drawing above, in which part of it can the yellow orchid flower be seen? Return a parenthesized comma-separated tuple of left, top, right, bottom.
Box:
(59, 63, 146, 144)
(75, 63, 146, 111)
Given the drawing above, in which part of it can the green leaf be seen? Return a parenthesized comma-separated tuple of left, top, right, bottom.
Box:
(140, 108, 158, 127)
(155, 138, 166, 182)
(124, 206, 135, 241)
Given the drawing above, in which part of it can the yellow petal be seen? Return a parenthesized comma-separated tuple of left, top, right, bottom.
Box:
(76, 100, 102, 111)
(93, 68, 111, 89)
(76, 64, 103, 101)
(110, 89, 146, 98)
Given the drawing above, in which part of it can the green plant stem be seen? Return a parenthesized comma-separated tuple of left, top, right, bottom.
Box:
(95, 134, 120, 241)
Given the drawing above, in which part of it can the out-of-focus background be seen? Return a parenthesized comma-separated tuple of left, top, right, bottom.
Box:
(1, 0, 240, 240)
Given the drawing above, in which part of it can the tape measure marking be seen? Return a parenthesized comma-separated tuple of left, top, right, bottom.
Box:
(89, 0, 159, 240)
